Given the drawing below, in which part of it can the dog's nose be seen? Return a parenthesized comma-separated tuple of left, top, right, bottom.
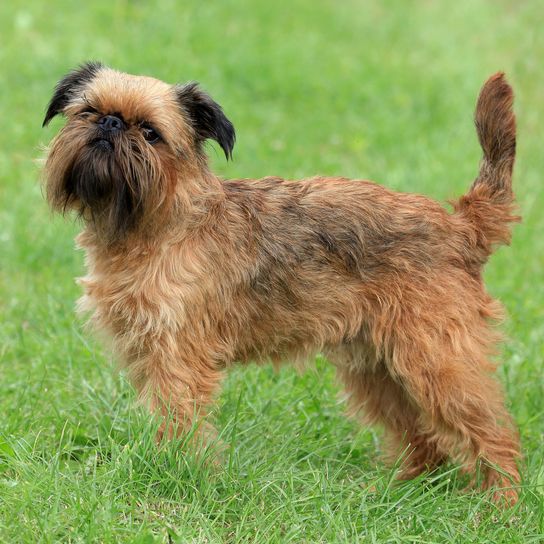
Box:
(98, 115, 125, 133)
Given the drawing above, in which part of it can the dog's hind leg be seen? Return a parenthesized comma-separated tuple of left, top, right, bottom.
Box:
(335, 357, 447, 479)
(378, 294, 521, 504)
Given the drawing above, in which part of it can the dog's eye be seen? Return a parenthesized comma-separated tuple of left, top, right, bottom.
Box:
(80, 106, 98, 116)
(141, 125, 161, 144)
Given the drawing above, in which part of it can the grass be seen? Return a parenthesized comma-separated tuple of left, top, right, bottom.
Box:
(1, 0, 543, 541)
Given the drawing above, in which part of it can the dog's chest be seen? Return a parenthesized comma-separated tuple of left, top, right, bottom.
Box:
(75, 236, 203, 338)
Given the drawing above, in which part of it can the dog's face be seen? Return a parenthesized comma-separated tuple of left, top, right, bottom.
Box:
(43, 62, 235, 240)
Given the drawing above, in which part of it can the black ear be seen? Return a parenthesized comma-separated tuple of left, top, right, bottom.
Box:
(176, 83, 236, 160)
(43, 61, 104, 127)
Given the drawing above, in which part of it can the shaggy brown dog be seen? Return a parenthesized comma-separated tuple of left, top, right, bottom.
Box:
(42, 64, 521, 503)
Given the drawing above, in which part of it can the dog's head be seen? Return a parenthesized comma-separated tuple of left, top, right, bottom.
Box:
(42, 62, 235, 240)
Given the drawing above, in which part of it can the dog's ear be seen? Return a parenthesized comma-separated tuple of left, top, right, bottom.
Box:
(175, 83, 235, 160)
(43, 61, 104, 127)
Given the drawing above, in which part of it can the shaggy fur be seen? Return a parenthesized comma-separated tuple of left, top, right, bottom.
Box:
(43, 64, 521, 503)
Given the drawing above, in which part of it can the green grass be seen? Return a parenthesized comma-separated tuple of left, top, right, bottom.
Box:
(1, 0, 543, 541)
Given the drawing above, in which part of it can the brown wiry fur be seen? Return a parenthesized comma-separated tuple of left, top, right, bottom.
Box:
(43, 65, 521, 504)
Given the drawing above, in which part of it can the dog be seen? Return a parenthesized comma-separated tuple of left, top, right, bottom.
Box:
(42, 63, 521, 503)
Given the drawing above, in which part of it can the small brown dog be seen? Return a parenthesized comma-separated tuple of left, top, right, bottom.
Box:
(43, 63, 520, 502)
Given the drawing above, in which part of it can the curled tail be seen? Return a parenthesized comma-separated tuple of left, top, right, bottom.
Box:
(455, 72, 520, 266)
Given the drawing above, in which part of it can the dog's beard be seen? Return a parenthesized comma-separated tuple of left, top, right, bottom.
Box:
(65, 142, 139, 233)
(52, 132, 166, 240)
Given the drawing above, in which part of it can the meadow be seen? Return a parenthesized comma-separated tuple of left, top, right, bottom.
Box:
(0, 0, 543, 542)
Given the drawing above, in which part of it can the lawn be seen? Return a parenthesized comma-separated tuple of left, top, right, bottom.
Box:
(1, 0, 543, 542)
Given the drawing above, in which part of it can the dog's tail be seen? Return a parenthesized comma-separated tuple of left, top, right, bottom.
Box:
(454, 72, 519, 267)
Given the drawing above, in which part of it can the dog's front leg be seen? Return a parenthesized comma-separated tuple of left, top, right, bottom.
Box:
(125, 336, 224, 444)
